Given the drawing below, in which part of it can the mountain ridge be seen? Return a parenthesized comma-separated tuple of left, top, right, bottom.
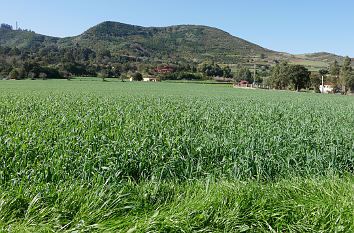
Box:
(0, 21, 348, 64)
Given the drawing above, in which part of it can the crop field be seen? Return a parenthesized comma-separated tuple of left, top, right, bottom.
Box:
(289, 59, 329, 68)
(0, 80, 353, 232)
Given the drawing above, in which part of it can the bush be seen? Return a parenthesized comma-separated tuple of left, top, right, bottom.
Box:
(8, 68, 25, 80)
(132, 72, 143, 81)
(40, 67, 62, 79)
(178, 72, 202, 80)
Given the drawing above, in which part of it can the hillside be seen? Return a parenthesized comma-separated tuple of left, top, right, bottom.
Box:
(0, 21, 277, 63)
(294, 52, 346, 64)
(0, 28, 58, 50)
(0, 21, 348, 65)
(62, 21, 271, 62)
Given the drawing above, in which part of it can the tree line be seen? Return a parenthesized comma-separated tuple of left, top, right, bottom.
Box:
(265, 57, 353, 93)
(0, 45, 235, 81)
(1, 43, 353, 92)
(327, 57, 354, 93)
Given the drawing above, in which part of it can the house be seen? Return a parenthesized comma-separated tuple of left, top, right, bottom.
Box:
(319, 83, 333, 93)
(143, 77, 158, 82)
(129, 76, 158, 82)
(239, 80, 249, 87)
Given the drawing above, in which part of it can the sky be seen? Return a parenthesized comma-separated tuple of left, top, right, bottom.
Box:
(1, 0, 354, 57)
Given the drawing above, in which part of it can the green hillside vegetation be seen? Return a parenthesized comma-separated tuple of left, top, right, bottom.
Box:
(0, 28, 58, 50)
(1, 21, 271, 63)
(1, 21, 350, 68)
(295, 52, 346, 64)
(67, 21, 269, 62)
(2, 21, 346, 65)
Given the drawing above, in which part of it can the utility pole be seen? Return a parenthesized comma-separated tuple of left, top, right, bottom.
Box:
(16, 21, 18, 30)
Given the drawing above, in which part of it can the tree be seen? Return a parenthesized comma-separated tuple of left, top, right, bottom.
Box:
(329, 60, 340, 93)
(212, 63, 223, 77)
(23, 59, 40, 78)
(132, 72, 143, 81)
(39, 72, 47, 80)
(122, 63, 133, 73)
(28, 72, 36, 80)
(267, 62, 290, 89)
(347, 72, 354, 92)
(310, 73, 322, 93)
(318, 69, 329, 76)
(40, 66, 61, 79)
(1, 23, 13, 30)
(8, 68, 25, 80)
(234, 67, 252, 82)
(112, 66, 121, 78)
(222, 66, 233, 78)
(8, 68, 19, 80)
(278, 62, 291, 89)
(198, 62, 223, 77)
(98, 70, 109, 81)
(288, 65, 310, 91)
(330, 60, 340, 76)
(340, 56, 353, 93)
(268, 62, 309, 90)
(60, 69, 72, 80)
(62, 62, 85, 76)
(120, 75, 127, 82)
(97, 49, 111, 59)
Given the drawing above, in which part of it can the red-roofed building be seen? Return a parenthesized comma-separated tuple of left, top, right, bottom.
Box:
(239, 80, 249, 87)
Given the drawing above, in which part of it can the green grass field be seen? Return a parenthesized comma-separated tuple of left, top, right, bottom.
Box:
(0, 79, 353, 232)
(289, 59, 329, 68)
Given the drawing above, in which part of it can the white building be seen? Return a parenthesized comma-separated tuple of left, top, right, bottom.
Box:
(319, 84, 333, 93)
(143, 77, 158, 82)
(130, 76, 158, 82)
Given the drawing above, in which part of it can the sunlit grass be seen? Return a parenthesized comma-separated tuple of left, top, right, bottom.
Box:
(0, 79, 353, 232)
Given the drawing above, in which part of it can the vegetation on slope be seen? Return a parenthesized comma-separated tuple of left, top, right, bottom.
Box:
(1, 21, 270, 63)
(295, 52, 346, 64)
(68, 21, 269, 61)
(0, 27, 58, 50)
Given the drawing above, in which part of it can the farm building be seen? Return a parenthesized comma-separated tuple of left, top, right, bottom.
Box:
(143, 77, 158, 82)
(319, 83, 333, 93)
(129, 77, 159, 82)
(239, 80, 249, 87)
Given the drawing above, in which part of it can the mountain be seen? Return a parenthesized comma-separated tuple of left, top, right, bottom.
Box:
(63, 21, 272, 61)
(294, 52, 346, 64)
(0, 28, 58, 50)
(0, 21, 276, 63)
(0, 21, 347, 64)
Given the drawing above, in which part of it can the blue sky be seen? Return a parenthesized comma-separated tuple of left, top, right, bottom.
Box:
(1, 0, 354, 57)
